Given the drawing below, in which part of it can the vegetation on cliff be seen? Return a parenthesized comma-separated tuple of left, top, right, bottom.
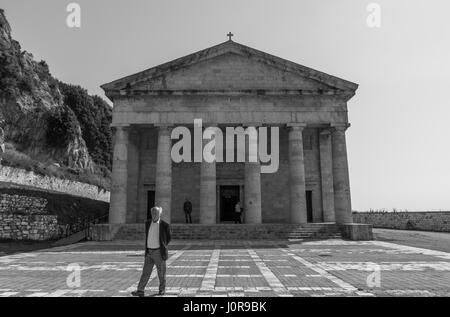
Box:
(0, 9, 112, 189)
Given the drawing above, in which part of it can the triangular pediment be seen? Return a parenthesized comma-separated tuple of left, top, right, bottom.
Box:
(131, 52, 333, 91)
(101, 40, 358, 97)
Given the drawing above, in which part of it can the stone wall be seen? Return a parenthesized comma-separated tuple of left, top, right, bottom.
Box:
(353, 211, 450, 232)
(0, 166, 110, 202)
(0, 193, 47, 214)
(0, 214, 58, 240)
(0, 191, 58, 240)
(0, 187, 109, 241)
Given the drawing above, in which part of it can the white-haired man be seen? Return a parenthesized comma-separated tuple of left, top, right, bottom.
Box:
(132, 206, 171, 297)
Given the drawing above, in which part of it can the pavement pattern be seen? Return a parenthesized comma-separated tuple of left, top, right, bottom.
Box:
(0, 238, 450, 297)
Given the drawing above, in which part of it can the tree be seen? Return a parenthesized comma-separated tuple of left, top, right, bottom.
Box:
(46, 105, 79, 148)
(58, 82, 112, 169)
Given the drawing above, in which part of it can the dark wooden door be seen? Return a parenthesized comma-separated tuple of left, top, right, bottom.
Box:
(306, 190, 313, 223)
(147, 190, 155, 221)
(220, 186, 240, 222)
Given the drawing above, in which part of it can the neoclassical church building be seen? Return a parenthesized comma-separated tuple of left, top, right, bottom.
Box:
(101, 38, 357, 228)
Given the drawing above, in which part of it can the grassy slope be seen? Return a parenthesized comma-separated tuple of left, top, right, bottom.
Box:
(1, 142, 111, 191)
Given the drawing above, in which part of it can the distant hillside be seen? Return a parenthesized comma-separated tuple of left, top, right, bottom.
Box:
(0, 9, 111, 189)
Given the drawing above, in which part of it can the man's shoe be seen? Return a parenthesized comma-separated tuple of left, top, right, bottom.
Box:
(158, 291, 165, 296)
(131, 290, 145, 297)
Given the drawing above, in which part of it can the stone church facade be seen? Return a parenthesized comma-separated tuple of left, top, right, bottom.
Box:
(101, 39, 358, 226)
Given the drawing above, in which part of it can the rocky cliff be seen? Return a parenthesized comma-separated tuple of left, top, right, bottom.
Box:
(0, 9, 94, 170)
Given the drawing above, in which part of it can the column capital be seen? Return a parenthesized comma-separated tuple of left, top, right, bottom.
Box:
(243, 122, 262, 128)
(331, 123, 351, 132)
(154, 124, 173, 134)
(110, 124, 131, 132)
(320, 127, 333, 136)
(154, 123, 173, 128)
(129, 127, 141, 136)
(202, 122, 219, 128)
(287, 123, 307, 131)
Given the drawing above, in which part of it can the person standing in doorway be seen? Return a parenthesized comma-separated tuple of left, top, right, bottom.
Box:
(132, 206, 171, 297)
(183, 197, 192, 223)
(234, 201, 242, 224)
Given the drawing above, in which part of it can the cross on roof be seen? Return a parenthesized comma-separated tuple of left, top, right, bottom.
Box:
(227, 32, 234, 41)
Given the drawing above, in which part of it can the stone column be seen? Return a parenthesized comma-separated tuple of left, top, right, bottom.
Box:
(319, 129, 335, 222)
(155, 125, 172, 223)
(200, 125, 218, 224)
(288, 124, 307, 224)
(331, 124, 353, 224)
(109, 126, 129, 224)
(244, 125, 262, 224)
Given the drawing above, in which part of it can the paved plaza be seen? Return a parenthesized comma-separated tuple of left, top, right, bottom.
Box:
(1, 235, 450, 297)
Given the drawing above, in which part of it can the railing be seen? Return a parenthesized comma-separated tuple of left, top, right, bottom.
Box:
(57, 213, 109, 241)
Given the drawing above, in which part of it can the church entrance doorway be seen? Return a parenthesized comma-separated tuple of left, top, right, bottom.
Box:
(306, 190, 313, 223)
(219, 185, 240, 222)
(147, 190, 155, 221)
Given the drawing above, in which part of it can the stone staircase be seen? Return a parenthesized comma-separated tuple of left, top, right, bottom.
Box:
(113, 223, 341, 240)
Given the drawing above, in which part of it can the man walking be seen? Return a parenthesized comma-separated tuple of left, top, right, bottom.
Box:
(132, 206, 171, 297)
(183, 197, 193, 224)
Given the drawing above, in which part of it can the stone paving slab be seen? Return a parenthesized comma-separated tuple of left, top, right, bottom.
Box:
(0, 239, 449, 297)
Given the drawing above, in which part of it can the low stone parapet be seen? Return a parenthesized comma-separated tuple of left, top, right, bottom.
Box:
(353, 211, 450, 232)
(339, 223, 373, 241)
(0, 166, 110, 202)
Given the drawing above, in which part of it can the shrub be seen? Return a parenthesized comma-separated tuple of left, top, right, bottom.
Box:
(46, 105, 80, 148)
(59, 82, 112, 170)
(1, 148, 37, 172)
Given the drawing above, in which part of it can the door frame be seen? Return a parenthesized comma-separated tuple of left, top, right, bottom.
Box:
(218, 185, 241, 222)
(216, 181, 244, 223)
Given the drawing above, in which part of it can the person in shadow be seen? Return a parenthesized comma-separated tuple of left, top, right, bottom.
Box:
(183, 197, 193, 224)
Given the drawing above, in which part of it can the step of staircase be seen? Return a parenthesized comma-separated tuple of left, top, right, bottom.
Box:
(113, 223, 342, 240)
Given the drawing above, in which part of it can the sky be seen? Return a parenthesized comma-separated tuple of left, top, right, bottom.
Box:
(2, 0, 450, 211)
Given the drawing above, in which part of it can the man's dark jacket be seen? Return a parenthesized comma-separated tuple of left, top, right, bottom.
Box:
(144, 220, 171, 261)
